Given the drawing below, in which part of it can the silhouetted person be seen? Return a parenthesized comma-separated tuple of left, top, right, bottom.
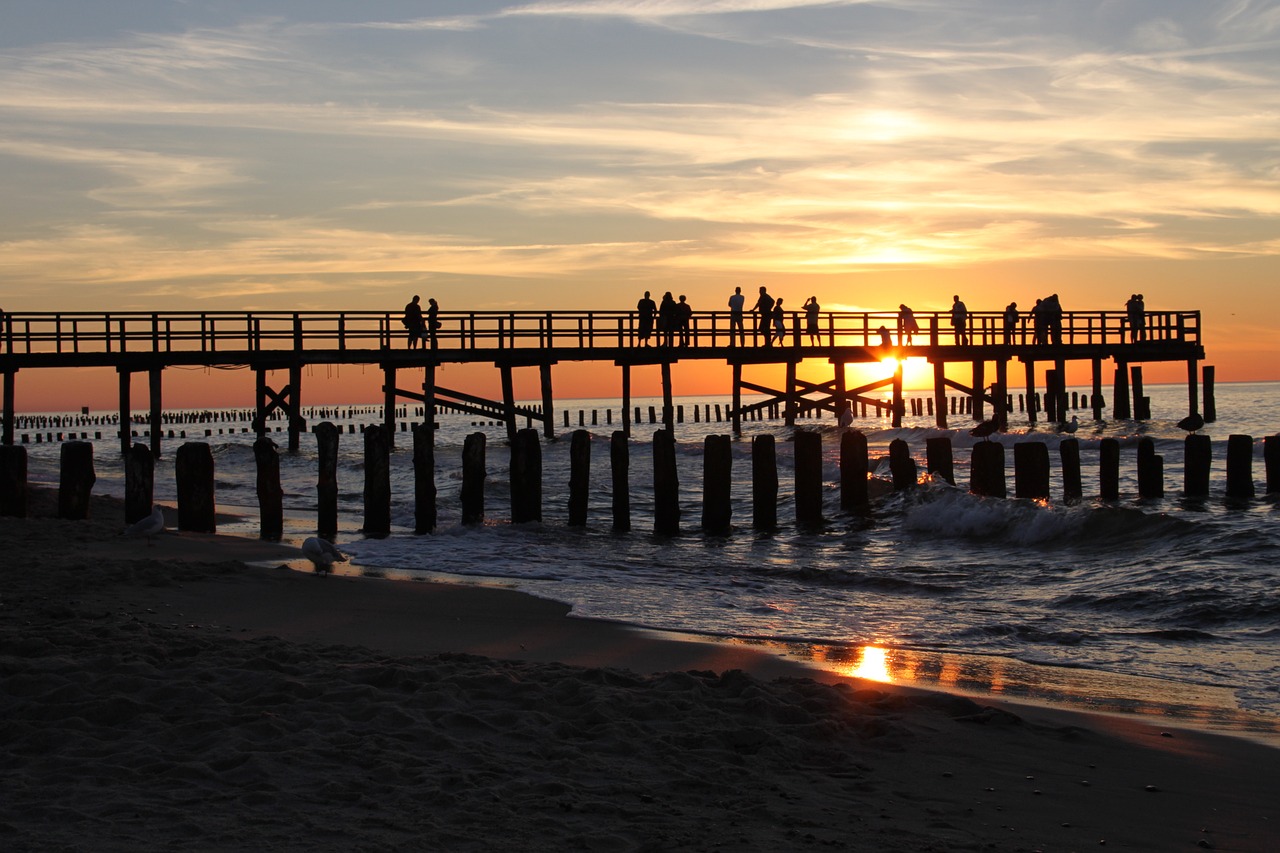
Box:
(1031, 299, 1046, 344)
(425, 297, 440, 350)
(771, 297, 787, 345)
(877, 325, 893, 348)
(804, 296, 820, 345)
(636, 291, 656, 346)
(1043, 293, 1063, 345)
(950, 294, 968, 345)
(754, 286, 775, 346)
(1003, 302, 1018, 344)
(727, 286, 745, 346)
(403, 295, 424, 349)
(677, 294, 692, 346)
(658, 291, 677, 347)
(898, 304, 919, 345)
(1126, 293, 1146, 342)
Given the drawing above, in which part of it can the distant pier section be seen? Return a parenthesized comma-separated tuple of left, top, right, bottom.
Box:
(1, 308, 1207, 455)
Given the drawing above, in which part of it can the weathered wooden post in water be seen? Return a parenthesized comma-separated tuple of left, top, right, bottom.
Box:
(702, 434, 732, 535)
(510, 428, 542, 524)
(58, 441, 95, 520)
(363, 425, 392, 537)
(125, 442, 154, 525)
(1225, 434, 1255, 499)
(1013, 441, 1050, 500)
(568, 429, 590, 527)
(888, 438, 916, 491)
(253, 436, 283, 540)
(461, 432, 486, 525)
(752, 434, 778, 530)
(1265, 435, 1280, 495)
(1099, 438, 1120, 500)
(1183, 434, 1212, 498)
(1136, 437, 1163, 499)
(653, 429, 680, 535)
(314, 422, 339, 540)
(175, 442, 216, 533)
(925, 436, 954, 485)
(0, 444, 27, 517)
(610, 431, 630, 532)
(1060, 438, 1082, 502)
(970, 441, 1006, 498)
(794, 430, 824, 526)
(412, 423, 437, 534)
(839, 430, 869, 511)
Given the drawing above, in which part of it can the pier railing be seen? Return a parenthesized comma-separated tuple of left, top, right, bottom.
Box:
(0, 309, 1199, 357)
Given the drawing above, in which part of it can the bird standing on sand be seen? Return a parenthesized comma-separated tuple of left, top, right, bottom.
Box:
(1062, 415, 1079, 433)
(1177, 413, 1206, 434)
(301, 537, 347, 576)
(123, 505, 166, 546)
(970, 418, 1000, 441)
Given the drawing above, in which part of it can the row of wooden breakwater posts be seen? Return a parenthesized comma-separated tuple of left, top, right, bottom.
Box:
(4, 424, 1280, 538)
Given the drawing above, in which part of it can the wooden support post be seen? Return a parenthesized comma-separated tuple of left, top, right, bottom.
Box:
(840, 430, 869, 511)
(621, 364, 632, 437)
(57, 440, 95, 520)
(1203, 366, 1216, 423)
(925, 436, 954, 485)
(732, 362, 743, 435)
(994, 359, 1009, 431)
(1265, 435, 1280, 495)
(702, 433, 732, 535)
(933, 360, 947, 429)
(834, 361, 847, 426)
(0, 445, 27, 517)
(785, 361, 798, 426)
(148, 366, 163, 459)
(2, 369, 16, 446)
(611, 430, 630, 532)
(1136, 437, 1163, 498)
(1044, 369, 1059, 423)
(891, 361, 904, 428)
(423, 363, 437, 440)
(175, 442, 216, 533)
(1055, 359, 1067, 420)
(661, 361, 674, 435)
(253, 437, 283, 540)
(1060, 438, 1082, 502)
(1186, 359, 1199, 421)
(653, 428, 680, 535)
(253, 368, 268, 437)
(1024, 360, 1037, 426)
(461, 432, 486, 525)
(1183, 434, 1212, 498)
(382, 365, 397, 449)
(288, 363, 303, 453)
(500, 363, 517, 443)
(889, 438, 916, 491)
(117, 368, 132, 457)
(1226, 434, 1255, 499)
(314, 422, 339, 540)
(1131, 365, 1149, 421)
(1013, 441, 1050, 500)
(1091, 358, 1104, 421)
(752, 434, 778, 530)
(510, 427, 542, 524)
(124, 442, 153, 525)
(412, 422, 437, 534)
(568, 429, 590, 526)
(1099, 438, 1120, 500)
(794, 430, 824, 526)
(970, 441, 1005, 498)
(971, 360, 985, 421)
(1113, 362, 1131, 420)
(540, 362, 556, 441)
(362, 425, 392, 536)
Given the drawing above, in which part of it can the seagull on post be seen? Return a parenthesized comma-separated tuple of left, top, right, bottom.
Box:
(969, 418, 1000, 441)
(1177, 413, 1205, 435)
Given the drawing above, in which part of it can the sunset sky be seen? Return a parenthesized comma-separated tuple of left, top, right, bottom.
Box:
(2, 1, 1278, 409)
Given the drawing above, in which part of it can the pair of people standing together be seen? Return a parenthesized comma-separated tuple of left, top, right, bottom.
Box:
(725, 286, 820, 347)
(403, 294, 441, 349)
(635, 291, 693, 347)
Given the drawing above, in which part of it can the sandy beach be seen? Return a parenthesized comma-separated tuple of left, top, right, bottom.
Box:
(3, 492, 1278, 852)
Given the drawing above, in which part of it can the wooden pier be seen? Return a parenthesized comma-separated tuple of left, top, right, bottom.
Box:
(1, 308, 1206, 455)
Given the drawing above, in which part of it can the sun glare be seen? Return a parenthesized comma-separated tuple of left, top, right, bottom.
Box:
(849, 646, 893, 683)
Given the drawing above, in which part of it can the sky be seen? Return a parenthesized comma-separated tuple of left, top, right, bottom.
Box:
(1, 0, 1278, 409)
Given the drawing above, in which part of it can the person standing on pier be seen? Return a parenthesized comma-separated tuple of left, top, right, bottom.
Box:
(754, 286, 775, 346)
(804, 296, 821, 345)
(950, 294, 969, 345)
(1126, 293, 1146, 342)
(1043, 293, 1063, 344)
(425, 298, 441, 350)
(1031, 298, 1046, 344)
(1003, 302, 1018, 344)
(658, 291, 678, 347)
(677, 295, 693, 346)
(636, 291, 657, 346)
(898, 304, 919, 345)
(727, 286, 746, 346)
(771, 297, 788, 345)
(403, 295, 425, 349)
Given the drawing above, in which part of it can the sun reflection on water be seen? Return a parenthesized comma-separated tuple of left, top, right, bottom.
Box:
(848, 645, 893, 683)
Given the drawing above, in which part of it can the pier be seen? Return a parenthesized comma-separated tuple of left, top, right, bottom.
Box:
(1, 308, 1206, 456)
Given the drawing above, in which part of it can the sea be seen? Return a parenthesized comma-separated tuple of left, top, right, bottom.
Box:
(17, 380, 1280, 745)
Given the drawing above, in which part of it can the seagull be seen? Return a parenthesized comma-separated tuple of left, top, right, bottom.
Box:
(1061, 415, 1079, 433)
(969, 418, 1000, 441)
(123, 505, 166, 546)
(301, 537, 347, 576)
(1177, 413, 1205, 434)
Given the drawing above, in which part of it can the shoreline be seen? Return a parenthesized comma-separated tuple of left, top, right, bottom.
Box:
(4, 491, 1280, 850)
